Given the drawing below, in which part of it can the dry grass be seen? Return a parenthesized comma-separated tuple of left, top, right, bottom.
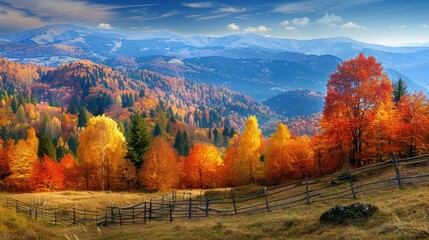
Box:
(0, 206, 56, 240)
(1, 185, 429, 239)
(0, 189, 211, 211)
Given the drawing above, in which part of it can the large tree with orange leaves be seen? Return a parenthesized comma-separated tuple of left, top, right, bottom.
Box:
(139, 137, 179, 191)
(320, 53, 393, 166)
(31, 155, 65, 192)
(265, 123, 292, 184)
(7, 128, 39, 192)
(60, 153, 80, 190)
(180, 143, 223, 189)
(397, 92, 429, 157)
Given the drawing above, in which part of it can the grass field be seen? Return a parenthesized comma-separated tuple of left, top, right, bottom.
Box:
(1, 185, 429, 240)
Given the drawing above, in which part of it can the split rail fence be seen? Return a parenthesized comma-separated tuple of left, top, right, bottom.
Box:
(1, 154, 428, 226)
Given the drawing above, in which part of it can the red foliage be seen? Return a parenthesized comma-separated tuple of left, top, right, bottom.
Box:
(31, 155, 65, 192)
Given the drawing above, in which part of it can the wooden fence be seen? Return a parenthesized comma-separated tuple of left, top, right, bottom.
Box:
(1, 154, 429, 227)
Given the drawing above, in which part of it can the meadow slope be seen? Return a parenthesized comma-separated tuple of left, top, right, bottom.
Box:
(1, 185, 429, 240)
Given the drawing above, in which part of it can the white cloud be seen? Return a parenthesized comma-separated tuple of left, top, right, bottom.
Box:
(182, 2, 214, 8)
(279, 20, 290, 27)
(316, 14, 343, 26)
(420, 24, 429, 28)
(340, 21, 366, 29)
(98, 23, 112, 29)
(2, 0, 113, 23)
(226, 23, 240, 31)
(389, 24, 406, 29)
(292, 17, 310, 26)
(257, 26, 269, 32)
(0, 9, 8, 15)
(244, 25, 271, 33)
(218, 7, 246, 13)
(279, 19, 299, 30)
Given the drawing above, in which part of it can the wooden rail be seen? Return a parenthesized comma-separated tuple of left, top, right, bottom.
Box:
(1, 154, 428, 226)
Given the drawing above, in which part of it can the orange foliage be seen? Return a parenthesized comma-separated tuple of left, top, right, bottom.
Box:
(6, 128, 39, 192)
(139, 137, 179, 191)
(320, 53, 393, 167)
(180, 143, 223, 189)
(397, 93, 429, 157)
(31, 155, 65, 192)
(60, 154, 80, 190)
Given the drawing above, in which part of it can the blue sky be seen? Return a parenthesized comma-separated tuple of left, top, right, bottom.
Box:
(0, 0, 429, 45)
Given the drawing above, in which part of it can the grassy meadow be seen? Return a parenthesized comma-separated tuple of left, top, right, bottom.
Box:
(0, 185, 428, 240)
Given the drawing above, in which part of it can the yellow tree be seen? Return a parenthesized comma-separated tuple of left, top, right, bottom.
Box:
(265, 123, 292, 185)
(181, 143, 223, 189)
(78, 115, 125, 191)
(139, 137, 179, 191)
(7, 128, 38, 191)
(237, 116, 262, 184)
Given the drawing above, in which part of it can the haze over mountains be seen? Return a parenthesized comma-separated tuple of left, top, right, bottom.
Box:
(1, 24, 428, 118)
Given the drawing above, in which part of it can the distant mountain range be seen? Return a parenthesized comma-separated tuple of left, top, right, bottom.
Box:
(1, 24, 428, 118)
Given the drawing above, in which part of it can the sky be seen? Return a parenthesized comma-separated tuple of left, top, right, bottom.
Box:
(0, 0, 429, 46)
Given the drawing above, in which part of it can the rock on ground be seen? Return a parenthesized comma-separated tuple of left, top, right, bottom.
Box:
(320, 203, 378, 225)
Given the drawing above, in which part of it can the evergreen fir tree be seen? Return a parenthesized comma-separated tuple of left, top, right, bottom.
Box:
(78, 108, 89, 128)
(154, 123, 162, 137)
(174, 131, 184, 155)
(229, 127, 236, 138)
(11, 97, 18, 113)
(126, 113, 152, 168)
(38, 135, 57, 161)
(393, 78, 409, 103)
(183, 130, 190, 156)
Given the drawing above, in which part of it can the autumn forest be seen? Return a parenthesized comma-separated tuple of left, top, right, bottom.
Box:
(0, 53, 427, 193)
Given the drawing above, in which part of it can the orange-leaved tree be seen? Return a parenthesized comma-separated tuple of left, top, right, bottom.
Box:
(222, 134, 242, 186)
(139, 137, 179, 191)
(7, 128, 38, 192)
(78, 115, 126, 191)
(60, 153, 80, 190)
(31, 155, 65, 192)
(397, 92, 429, 157)
(265, 123, 292, 185)
(320, 53, 393, 167)
(0, 139, 14, 189)
(180, 143, 223, 189)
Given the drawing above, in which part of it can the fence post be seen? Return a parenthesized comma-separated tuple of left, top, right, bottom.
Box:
(118, 208, 122, 226)
(305, 178, 310, 205)
(231, 190, 237, 215)
(15, 200, 18, 212)
(169, 202, 173, 223)
(110, 207, 114, 225)
(188, 197, 192, 219)
(104, 208, 108, 226)
(264, 187, 270, 212)
(73, 206, 76, 225)
(205, 196, 209, 217)
(161, 194, 165, 216)
(143, 201, 147, 224)
(54, 209, 58, 226)
(346, 159, 357, 199)
(35, 205, 38, 221)
(149, 199, 152, 222)
(132, 207, 135, 224)
(392, 153, 403, 190)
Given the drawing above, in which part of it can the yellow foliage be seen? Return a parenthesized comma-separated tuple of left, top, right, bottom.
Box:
(78, 115, 126, 190)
